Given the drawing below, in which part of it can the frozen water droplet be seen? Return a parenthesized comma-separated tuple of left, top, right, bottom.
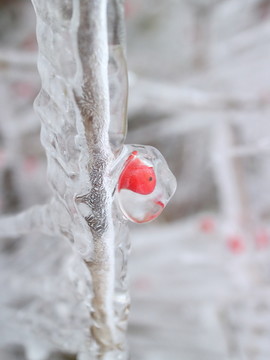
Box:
(116, 145, 176, 223)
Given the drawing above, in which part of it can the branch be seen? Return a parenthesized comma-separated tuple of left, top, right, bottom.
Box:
(210, 21, 270, 63)
(0, 0, 129, 357)
(211, 121, 250, 231)
(129, 76, 270, 118)
(72, 0, 118, 354)
(0, 200, 68, 239)
(31, 0, 128, 357)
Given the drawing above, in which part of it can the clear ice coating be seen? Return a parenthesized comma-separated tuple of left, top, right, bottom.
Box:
(108, 45, 128, 153)
(0, 0, 177, 358)
(116, 145, 177, 224)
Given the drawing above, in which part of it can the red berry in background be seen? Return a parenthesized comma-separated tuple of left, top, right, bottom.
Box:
(255, 229, 269, 249)
(118, 151, 156, 195)
(23, 156, 38, 175)
(12, 82, 36, 99)
(124, 0, 139, 18)
(21, 33, 38, 51)
(199, 217, 215, 233)
(227, 235, 245, 254)
(134, 277, 152, 291)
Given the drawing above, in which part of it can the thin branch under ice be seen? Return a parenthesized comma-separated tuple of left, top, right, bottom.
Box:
(32, 0, 128, 358)
(72, 0, 119, 356)
(0, 0, 130, 358)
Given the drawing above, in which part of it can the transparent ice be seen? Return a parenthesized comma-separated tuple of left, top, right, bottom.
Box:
(0, 1, 176, 360)
(116, 145, 176, 224)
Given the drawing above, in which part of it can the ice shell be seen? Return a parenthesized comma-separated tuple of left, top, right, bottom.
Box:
(116, 145, 177, 223)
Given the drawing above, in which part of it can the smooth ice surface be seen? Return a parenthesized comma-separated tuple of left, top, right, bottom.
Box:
(116, 146, 176, 223)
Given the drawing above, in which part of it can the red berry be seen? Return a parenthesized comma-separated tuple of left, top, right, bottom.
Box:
(255, 229, 269, 249)
(199, 218, 215, 233)
(227, 235, 245, 254)
(23, 156, 38, 174)
(118, 151, 156, 195)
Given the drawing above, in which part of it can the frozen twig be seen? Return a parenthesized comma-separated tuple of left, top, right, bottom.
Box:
(72, 0, 119, 356)
(129, 77, 270, 118)
(210, 20, 270, 63)
(0, 200, 67, 239)
(128, 110, 270, 145)
(211, 121, 250, 232)
(0, 0, 129, 358)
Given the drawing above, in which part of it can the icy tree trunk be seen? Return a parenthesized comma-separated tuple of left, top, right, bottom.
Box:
(29, 1, 129, 359)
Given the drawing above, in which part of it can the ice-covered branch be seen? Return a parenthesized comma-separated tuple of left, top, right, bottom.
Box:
(211, 121, 250, 231)
(0, 1, 130, 356)
(72, 0, 120, 356)
(129, 77, 270, 117)
(210, 21, 270, 63)
(30, 0, 128, 358)
(0, 200, 68, 239)
(0, 1, 177, 358)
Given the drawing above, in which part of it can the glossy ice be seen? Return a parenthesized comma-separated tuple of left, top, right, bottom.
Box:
(116, 145, 177, 224)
